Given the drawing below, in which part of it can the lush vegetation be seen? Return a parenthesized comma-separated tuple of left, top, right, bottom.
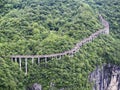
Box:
(84, 0, 120, 39)
(0, 0, 120, 90)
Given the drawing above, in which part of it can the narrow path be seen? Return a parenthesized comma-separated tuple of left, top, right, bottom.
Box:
(11, 15, 109, 74)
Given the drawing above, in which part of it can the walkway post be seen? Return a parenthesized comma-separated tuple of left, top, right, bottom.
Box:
(25, 58, 27, 75)
(38, 57, 40, 64)
(32, 57, 34, 64)
(59, 55, 61, 59)
(15, 58, 17, 63)
(45, 57, 47, 63)
(19, 58, 22, 71)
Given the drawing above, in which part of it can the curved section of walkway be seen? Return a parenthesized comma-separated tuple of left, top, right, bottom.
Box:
(10, 15, 109, 74)
(11, 15, 109, 59)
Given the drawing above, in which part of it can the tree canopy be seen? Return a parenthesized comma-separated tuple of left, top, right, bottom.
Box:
(0, 0, 120, 90)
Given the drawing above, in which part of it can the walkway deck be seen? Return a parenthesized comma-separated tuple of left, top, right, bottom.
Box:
(11, 15, 109, 74)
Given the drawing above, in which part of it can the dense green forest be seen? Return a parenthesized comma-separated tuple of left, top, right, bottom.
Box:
(0, 0, 120, 90)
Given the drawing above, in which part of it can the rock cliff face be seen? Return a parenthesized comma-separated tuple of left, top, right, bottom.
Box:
(27, 83, 42, 90)
(89, 64, 120, 90)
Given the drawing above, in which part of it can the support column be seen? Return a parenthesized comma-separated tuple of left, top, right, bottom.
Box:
(51, 56, 54, 60)
(50, 57, 51, 60)
(45, 57, 47, 67)
(15, 58, 17, 63)
(38, 57, 40, 64)
(32, 57, 34, 64)
(19, 58, 22, 71)
(59, 55, 62, 59)
(105, 29, 109, 34)
(25, 58, 27, 75)
(45, 57, 47, 63)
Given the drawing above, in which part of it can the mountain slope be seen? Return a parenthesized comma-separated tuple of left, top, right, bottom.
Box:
(1, 0, 120, 90)
(0, 0, 102, 56)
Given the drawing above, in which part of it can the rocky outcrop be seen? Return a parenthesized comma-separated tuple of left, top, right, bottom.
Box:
(89, 64, 120, 90)
(27, 83, 42, 90)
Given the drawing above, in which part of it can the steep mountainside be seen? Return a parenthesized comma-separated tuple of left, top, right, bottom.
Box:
(0, 0, 101, 56)
(85, 0, 120, 90)
(85, 0, 120, 39)
(0, 0, 120, 90)
(89, 64, 120, 90)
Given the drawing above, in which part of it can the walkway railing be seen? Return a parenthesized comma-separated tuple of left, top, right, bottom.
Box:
(10, 15, 109, 74)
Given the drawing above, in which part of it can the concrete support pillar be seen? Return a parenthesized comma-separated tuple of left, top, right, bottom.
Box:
(68, 52, 73, 57)
(45, 57, 47, 63)
(15, 58, 17, 63)
(105, 29, 109, 34)
(32, 57, 34, 64)
(38, 57, 40, 64)
(52, 56, 55, 60)
(19, 58, 22, 71)
(59, 55, 62, 59)
(25, 58, 27, 75)
(44, 57, 47, 67)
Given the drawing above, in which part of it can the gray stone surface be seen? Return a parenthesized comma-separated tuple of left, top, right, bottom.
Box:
(27, 83, 42, 90)
(89, 64, 120, 90)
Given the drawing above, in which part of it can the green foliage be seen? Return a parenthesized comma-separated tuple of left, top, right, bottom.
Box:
(0, 0, 120, 90)
(84, 0, 120, 39)
(0, 58, 25, 90)
(0, 0, 102, 56)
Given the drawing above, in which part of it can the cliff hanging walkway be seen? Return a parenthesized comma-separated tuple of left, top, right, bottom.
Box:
(10, 15, 109, 74)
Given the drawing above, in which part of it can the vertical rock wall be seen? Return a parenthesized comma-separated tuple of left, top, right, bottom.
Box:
(89, 64, 120, 90)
